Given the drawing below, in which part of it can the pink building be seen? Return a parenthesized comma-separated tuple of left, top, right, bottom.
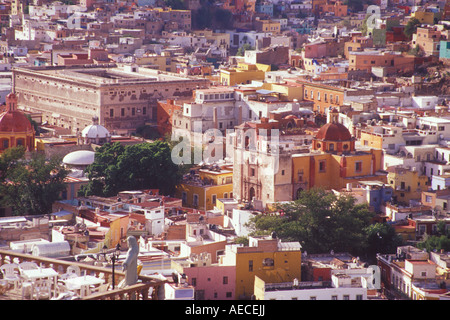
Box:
(173, 256, 236, 300)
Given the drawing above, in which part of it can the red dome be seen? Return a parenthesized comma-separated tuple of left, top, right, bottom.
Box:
(0, 110, 34, 133)
(315, 122, 351, 141)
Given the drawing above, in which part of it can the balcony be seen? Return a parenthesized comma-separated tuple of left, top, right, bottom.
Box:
(0, 249, 165, 300)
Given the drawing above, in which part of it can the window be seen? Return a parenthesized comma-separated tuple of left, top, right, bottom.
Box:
(193, 194, 199, 207)
(421, 271, 427, 277)
(192, 278, 197, 286)
(343, 295, 350, 300)
(249, 260, 253, 272)
(331, 295, 338, 300)
(110, 109, 114, 117)
(310, 296, 317, 300)
(356, 295, 363, 300)
(262, 258, 274, 267)
(121, 108, 125, 116)
(355, 161, 362, 173)
(212, 194, 217, 205)
(251, 168, 255, 176)
(223, 276, 228, 284)
(319, 160, 326, 172)
(226, 292, 232, 298)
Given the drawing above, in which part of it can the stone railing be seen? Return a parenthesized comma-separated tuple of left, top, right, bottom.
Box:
(0, 249, 166, 300)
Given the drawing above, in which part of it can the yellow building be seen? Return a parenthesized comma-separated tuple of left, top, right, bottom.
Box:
(292, 109, 384, 197)
(386, 165, 428, 204)
(412, 11, 439, 25)
(219, 62, 268, 86)
(175, 164, 234, 211)
(228, 236, 302, 300)
(254, 19, 281, 34)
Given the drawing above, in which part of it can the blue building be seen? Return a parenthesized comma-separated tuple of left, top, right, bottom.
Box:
(356, 181, 393, 213)
(255, 2, 274, 17)
(439, 40, 450, 61)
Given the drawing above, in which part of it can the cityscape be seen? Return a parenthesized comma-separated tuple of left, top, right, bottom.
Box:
(0, 0, 449, 303)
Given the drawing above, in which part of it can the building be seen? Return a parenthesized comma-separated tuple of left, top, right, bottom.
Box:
(219, 63, 267, 86)
(254, 271, 373, 300)
(175, 163, 234, 211)
(291, 109, 384, 196)
(386, 165, 428, 204)
(12, 64, 210, 135)
(344, 35, 373, 59)
(221, 235, 302, 300)
(172, 252, 236, 300)
(0, 92, 35, 153)
(348, 50, 415, 75)
(232, 115, 312, 206)
(412, 27, 446, 57)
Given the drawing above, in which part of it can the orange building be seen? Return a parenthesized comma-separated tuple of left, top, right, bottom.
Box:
(348, 50, 415, 74)
(0, 93, 35, 153)
(312, 0, 347, 17)
(294, 80, 345, 115)
(156, 98, 183, 137)
(412, 27, 446, 57)
(292, 109, 384, 197)
(344, 35, 373, 58)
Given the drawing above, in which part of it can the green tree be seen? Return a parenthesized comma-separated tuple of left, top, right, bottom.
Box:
(364, 223, 404, 264)
(359, 14, 370, 36)
(79, 141, 182, 197)
(0, 147, 69, 216)
(417, 221, 450, 252)
(417, 234, 450, 252)
(404, 17, 421, 39)
(236, 44, 254, 56)
(247, 189, 375, 255)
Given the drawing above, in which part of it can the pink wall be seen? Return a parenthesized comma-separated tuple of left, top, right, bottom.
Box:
(184, 265, 236, 300)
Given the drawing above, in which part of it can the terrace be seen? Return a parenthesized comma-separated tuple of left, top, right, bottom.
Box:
(0, 249, 165, 300)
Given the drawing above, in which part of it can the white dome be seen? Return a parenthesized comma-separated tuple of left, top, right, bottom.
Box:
(81, 124, 110, 139)
(63, 150, 95, 166)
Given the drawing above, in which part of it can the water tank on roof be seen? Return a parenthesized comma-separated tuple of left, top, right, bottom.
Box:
(31, 241, 71, 258)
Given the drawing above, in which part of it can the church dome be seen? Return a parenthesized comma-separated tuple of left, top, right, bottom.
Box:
(63, 150, 95, 166)
(0, 93, 33, 133)
(315, 122, 352, 141)
(0, 110, 34, 133)
(81, 123, 110, 139)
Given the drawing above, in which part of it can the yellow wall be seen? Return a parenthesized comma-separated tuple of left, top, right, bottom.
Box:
(412, 11, 436, 25)
(292, 149, 384, 192)
(220, 63, 266, 86)
(235, 248, 301, 299)
(387, 170, 428, 203)
(175, 183, 233, 210)
(360, 132, 384, 149)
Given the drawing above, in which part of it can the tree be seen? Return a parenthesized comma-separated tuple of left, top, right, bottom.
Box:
(247, 189, 375, 256)
(364, 223, 404, 264)
(0, 147, 69, 216)
(79, 141, 182, 197)
(236, 44, 254, 56)
(417, 221, 450, 252)
(404, 17, 421, 39)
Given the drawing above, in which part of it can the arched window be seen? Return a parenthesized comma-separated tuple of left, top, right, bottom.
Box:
(16, 138, 24, 146)
(2, 139, 9, 149)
